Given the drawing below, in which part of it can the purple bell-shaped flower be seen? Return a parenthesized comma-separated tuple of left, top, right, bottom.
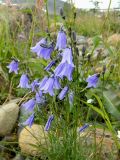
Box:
(22, 113, 34, 128)
(86, 74, 100, 88)
(7, 60, 19, 74)
(40, 75, 61, 96)
(31, 38, 54, 60)
(38, 43, 54, 60)
(30, 79, 39, 92)
(35, 90, 45, 104)
(22, 98, 36, 112)
(18, 74, 30, 88)
(31, 38, 47, 54)
(56, 29, 67, 50)
(54, 48, 74, 81)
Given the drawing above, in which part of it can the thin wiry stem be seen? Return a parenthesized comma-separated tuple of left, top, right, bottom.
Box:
(54, 0, 57, 31)
(45, 0, 50, 30)
(100, 0, 112, 33)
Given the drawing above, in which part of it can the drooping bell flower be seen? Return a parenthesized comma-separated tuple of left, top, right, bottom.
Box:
(38, 43, 54, 60)
(31, 38, 47, 54)
(54, 48, 74, 81)
(30, 79, 39, 92)
(31, 38, 54, 60)
(18, 74, 30, 88)
(39, 76, 48, 88)
(44, 115, 54, 131)
(22, 98, 36, 112)
(56, 29, 67, 50)
(22, 113, 34, 128)
(54, 62, 74, 81)
(44, 60, 56, 71)
(86, 74, 100, 88)
(35, 90, 45, 104)
(7, 59, 19, 74)
(58, 86, 69, 100)
(61, 48, 74, 65)
(40, 75, 61, 96)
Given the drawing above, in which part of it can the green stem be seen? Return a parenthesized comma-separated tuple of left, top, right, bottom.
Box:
(54, 0, 57, 31)
(100, 0, 112, 34)
(86, 107, 91, 122)
(45, 0, 50, 30)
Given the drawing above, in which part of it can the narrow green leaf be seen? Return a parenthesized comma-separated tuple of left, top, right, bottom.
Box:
(103, 92, 120, 120)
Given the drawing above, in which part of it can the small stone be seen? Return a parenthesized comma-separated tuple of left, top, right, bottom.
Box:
(108, 34, 120, 46)
(12, 154, 24, 160)
(76, 35, 87, 45)
(95, 67, 103, 73)
(0, 102, 19, 136)
(19, 124, 49, 156)
(78, 127, 118, 160)
(87, 37, 93, 46)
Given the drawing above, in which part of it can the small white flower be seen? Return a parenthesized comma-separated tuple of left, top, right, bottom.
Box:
(117, 131, 120, 138)
(87, 99, 94, 104)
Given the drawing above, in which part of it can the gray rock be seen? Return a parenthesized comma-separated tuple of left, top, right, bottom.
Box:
(12, 154, 24, 160)
(76, 35, 87, 45)
(0, 102, 19, 136)
(93, 46, 109, 60)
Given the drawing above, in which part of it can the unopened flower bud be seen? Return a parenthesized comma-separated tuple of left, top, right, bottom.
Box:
(74, 12, 77, 19)
(60, 8, 64, 17)
(75, 47, 79, 56)
(72, 31, 76, 42)
(102, 65, 106, 74)
(82, 46, 86, 57)
(46, 28, 50, 37)
(58, 86, 69, 100)
(110, 64, 114, 73)
(68, 27, 72, 36)
(44, 115, 54, 131)
(60, 8, 65, 19)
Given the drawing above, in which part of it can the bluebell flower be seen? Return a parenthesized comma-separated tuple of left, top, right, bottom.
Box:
(39, 76, 48, 88)
(31, 38, 54, 60)
(30, 79, 39, 92)
(61, 48, 74, 65)
(38, 43, 54, 60)
(44, 115, 54, 131)
(22, 98, 36, 112)
(35, 90, 44, 104)
(18, 74, 30, 88)
(7, 60, 19, 74)
(78, 124, 89, 133)
(56, 30, 67, 50)
(54, 48, 74, 81)
(54, 62, 74, 81)
(86, 74, 100, 88)
(22, 114, 34, 128)
(40, 76, 61, 96)
(58, 86, 69, 100)
(31, 38, 47, 54)
(44, 60, 56, 71)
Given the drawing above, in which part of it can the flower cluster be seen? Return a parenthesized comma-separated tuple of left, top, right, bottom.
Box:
(7, 26, 100, 130)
